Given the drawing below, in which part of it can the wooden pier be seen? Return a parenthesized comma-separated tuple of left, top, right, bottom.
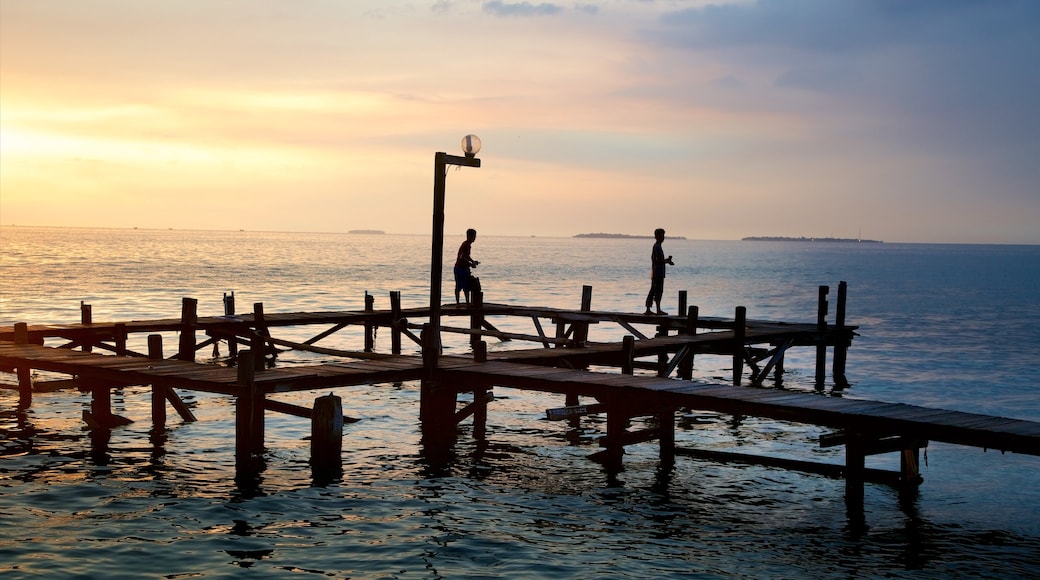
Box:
(3, 283, 1039, 507)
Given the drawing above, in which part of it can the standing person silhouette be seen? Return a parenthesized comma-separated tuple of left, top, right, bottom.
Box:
(454, 228, 480, 305)
(644, 228, 674, 315)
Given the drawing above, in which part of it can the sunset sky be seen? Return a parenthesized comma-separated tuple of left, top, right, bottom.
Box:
(2, 1, 1038, 244)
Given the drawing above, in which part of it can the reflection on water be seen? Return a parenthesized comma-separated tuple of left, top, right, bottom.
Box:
(2, 228, 1040, 577)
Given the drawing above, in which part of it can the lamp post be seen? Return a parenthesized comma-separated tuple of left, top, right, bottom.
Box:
(427, 135, 482, 371)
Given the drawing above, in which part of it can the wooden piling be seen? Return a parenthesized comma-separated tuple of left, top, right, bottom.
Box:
(470, 291, 483, 348)
(14, 322, 32, 408)
(574, 285, 593, 346)
(149, 334, 167, 431)
(390, 291, 403, 355)
(657, 408, 675, 464)
(311, 393, 343, 467)
(678, 306, 698, 380)
(622, 335, 635, 375)
(845, 434, 866, 508)
(235, 350, 265, 468)
(816, 286, 829, 389)
(224, 292, 239, 361)
(252, 302, 270, 369)
(114, 323, 127, 356)
(833, 281, 849, 387)
(80, 302, 92, 352)
(178, 297, 198, 362)
(364, 292, 375, 352)
(419, 325, 456, 446)
(733, 306, 747, 386)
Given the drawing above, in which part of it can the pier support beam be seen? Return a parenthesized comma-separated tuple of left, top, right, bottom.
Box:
(311, 393, 343, 467)
(816, 286, 829, 390)
(733, 306, 747, 386)
(833, 281, 850, 389)
(235, 350, 265, 474)
(14, 322, 32, 408)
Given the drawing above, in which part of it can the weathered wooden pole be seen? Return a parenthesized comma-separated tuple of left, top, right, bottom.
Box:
(390, 291, 403, 355)
(177, 297, 198, 362)
(657, 408, 675, 465)
(574, 285, 593, 346)
(845, 434, 866, 508)
(311, 393, 343, 467)
(833, 281, 849, 388)
(252, 302, 269, 369)
(14, 322, 32, 408)
(677, 291, 687, 319)
(733, 306, 747, 386)
(622, 335, 635, 375)
(235, 349, 265, 470)
(224, 291, 239, 361)
(419, 325, 457, 447)
(364, 291, 375, 352)
(679, 305, 698, 380)
(469, 290, 484, 348)
(114, 323, 127, 356)
(148, 334, 166, 431)
(80, 302, 92, 353)
(816, 285, 829, 390)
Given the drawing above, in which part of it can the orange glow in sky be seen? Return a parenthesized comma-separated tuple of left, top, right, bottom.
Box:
(2, 1, 1038, 243)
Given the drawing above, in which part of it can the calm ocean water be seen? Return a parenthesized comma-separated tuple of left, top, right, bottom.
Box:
(1, 226, 1038, 578)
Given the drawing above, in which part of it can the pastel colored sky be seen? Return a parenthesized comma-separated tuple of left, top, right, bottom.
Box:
(2, 1, 1038, 243)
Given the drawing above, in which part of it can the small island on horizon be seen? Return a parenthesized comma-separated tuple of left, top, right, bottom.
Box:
(575, 232, 687, 240)
(348, 229, 386, 235)
(743, 236, 882, 243)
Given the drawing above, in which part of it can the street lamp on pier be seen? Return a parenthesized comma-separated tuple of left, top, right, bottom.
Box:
(427, 135, 482, 370)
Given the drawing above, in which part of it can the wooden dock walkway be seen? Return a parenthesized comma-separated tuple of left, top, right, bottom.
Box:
(3, 283, 1038, 507)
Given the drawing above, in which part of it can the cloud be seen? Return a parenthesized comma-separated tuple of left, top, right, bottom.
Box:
(649, 0, 1040, 201)
(483, 1, 565, 17)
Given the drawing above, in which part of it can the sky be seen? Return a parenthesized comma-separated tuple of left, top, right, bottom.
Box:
(1, 0, 1038, 244)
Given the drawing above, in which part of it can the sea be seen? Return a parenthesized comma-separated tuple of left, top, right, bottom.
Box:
(1, 226, 1038, 579)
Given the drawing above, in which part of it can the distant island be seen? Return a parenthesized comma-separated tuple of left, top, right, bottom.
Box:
(743, 236, 882, 243)
(348, 229, 385, 235)
(575, 233, 687, 240)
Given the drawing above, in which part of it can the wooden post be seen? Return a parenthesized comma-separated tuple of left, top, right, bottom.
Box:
(390, 291, 403, 355)
(900, 447, 923, 489)
(733, 306, 746, 386)
(311, 393, 343, 467)
(473, 387, 490, 441)
(114, 323, 127, 356)
(14, 322, 32, 408)
(470, 291, 483, 348)
(149, 334, 167, 432)
(235, 350, 264, 468)
(178, 297, 198, 362)
(816, 285, 829, 390)
(81, 302, 92, 353)
(252, 302, 269, 369)
(677, 291, 687, 319)
(845, 434, 866, 508)
(657, 408, 675, 465)
(656, 322, 668, 376)
(679, 306, 698, 380)
(224, 291, 239, 361)
(419, 325, 456, 446)
(603, 403, 627, 470)
(833, 281, 849, 388)
(474, 340, 487, 363)
(574, 285, 592, 346)
(622, 335, 635, 375)
(364, 291, 375, 352)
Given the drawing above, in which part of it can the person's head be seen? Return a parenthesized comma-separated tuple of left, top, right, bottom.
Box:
(654, 228, 665, 241)
(466, 228, 477, 241)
